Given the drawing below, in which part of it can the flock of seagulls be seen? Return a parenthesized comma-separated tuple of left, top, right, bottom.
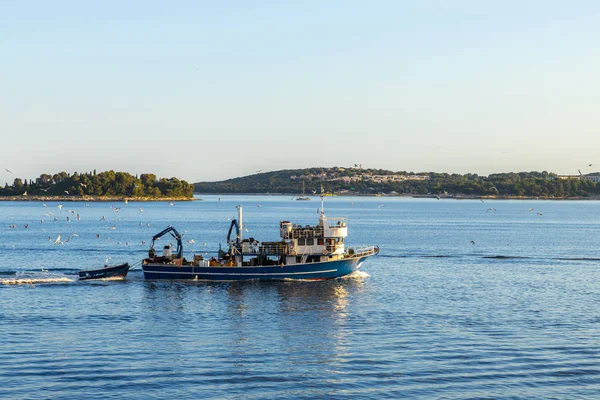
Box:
(469, 202, 546, 246)
(4, 201, 207, 256)
(2, 195, 252, 268)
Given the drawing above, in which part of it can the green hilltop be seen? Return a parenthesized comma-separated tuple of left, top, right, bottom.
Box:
(0, 170, 194, 199)
(194, 167, 600, 198)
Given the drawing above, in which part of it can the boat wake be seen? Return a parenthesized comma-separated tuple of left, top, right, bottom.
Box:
(482, 255, 530, 259)
(0, 272, 75, 286)
(341, 270, 370, 279)
(93, 276, 127, 282)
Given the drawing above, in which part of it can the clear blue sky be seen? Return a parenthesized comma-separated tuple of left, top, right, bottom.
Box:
(1, 1, 599, 184)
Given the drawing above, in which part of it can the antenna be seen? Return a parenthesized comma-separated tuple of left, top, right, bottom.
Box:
(320, 183, 325, 216)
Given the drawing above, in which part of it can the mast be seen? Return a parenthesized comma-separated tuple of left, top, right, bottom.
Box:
(237, 205, 243, 241)
(320, 184, 325, 217)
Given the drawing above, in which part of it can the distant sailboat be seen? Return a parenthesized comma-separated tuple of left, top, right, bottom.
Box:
(296, 179, 311, 201)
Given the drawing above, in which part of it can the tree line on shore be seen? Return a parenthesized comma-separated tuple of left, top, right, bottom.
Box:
(0, 170, 194, 198)
(194, 168, 599, 198)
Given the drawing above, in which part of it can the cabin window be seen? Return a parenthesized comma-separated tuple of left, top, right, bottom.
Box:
(306, 238, 314, 246)
(298, 238, 306, 246)
(317, 238, 324, 245)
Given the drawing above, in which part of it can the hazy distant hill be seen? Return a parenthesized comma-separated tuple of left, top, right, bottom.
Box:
(194, 167, 600, 198)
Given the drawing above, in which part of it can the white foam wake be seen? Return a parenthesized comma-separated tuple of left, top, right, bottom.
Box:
(341, 270, 370, 280)
(94, 276, 126, 281)
(0, 272, 75, 285)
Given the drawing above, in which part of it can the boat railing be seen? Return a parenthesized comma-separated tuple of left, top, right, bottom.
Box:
(259, 244, 289, 255)
(325, 244, 344, 254)
(324, 217, 347, 228)
(235, 246, 289, 256)
(345, 245, 379, 258)
(285, 227, 324, 239)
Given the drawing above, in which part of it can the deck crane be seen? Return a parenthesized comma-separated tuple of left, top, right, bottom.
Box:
(148, 226, 183, 259)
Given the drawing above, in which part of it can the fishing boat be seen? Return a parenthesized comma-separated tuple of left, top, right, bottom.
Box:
(141, 198, 378, 281)
(78, 263, 130, 280)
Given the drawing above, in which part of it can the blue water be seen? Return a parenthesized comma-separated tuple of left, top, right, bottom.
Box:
(2, 196, 600, 399)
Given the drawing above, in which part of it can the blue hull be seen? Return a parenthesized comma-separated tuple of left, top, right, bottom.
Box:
(142, 256, 371, 281)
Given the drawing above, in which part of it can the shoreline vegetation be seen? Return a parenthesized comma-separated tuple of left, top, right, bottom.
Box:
(194, 167, 600, 200)
(0, 195, 194, 202)
(191, 192, 600, 201)
(0, 170, 194, 200)
(3, 168, 599, 201)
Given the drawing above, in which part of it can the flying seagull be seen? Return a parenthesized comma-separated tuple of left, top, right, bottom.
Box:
(63, 234, 79, 243)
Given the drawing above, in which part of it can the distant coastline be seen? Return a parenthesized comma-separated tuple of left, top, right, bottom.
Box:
(194, 167, 600, 199)
(193, 192, 600, 200)
(411, 194, 600, 201)
(0, 170, 195, 200)
(0, 195, 194, 202)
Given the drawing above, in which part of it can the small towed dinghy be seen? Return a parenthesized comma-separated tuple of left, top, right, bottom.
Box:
(78, 263, 130, 280)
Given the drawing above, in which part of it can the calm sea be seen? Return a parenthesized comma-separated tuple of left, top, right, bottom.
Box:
(1, 196, 600, 399)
